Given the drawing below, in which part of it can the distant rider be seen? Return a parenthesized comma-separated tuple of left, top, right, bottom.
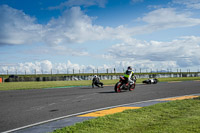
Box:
(124, 66, 135, 86)
(92, 75, 104, 88)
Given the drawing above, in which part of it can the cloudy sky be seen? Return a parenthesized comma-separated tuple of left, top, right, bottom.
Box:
(0, 0, 200, 74)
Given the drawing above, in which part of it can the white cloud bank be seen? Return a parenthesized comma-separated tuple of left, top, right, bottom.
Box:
(1, 5, 200, 46)
(1, 4, 200, 73)
(0, 5, 43, 45)
(49, 0, 107, 9)
(0, 60, 115, 74)
(172, 0, 200, 9)
(104, 36, 200, 69)
(0, 5, 129, 46)
(1, 36, 200, 74)
(2, 35, 200, 75)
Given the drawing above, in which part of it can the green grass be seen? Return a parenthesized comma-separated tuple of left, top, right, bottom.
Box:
(158, 77, 200, 82)
(0, 77, 200, 91)
(53, 97, 200, 133)
(0, 79, 121, 91)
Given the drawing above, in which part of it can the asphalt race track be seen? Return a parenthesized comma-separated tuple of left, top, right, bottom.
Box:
(0, 81, 200, 132)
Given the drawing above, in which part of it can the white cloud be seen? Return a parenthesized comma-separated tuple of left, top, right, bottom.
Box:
(44, 7, 136, 45)
(0, 5, 113, 46)
(0, 60, 111, 74)
(1, 34, 200, 75)
(0, 5, 43, 45)
(49, 0, 107, 10)
(173, 0, 200, 9)
(104, 36, 200, 69)
(51, 45, 89, 56)
(135, 8, 200, 35)
(0, 5, 132, 46)
(44, 7, 108, 45)
(17, 60, 53, 74)
(131, 0, 144, 4)
(40, 60, 53, 72)
(1, 5, 200, 72)
(1, 5, 200, 47)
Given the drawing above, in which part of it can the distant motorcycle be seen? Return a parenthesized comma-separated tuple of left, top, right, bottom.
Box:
(114, 76, 136, 93)
(142, 78, 158, 84)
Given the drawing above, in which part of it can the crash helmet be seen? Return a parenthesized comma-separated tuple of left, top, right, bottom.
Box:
(127, 66, 132, 70)
(94, 75, 97, 78)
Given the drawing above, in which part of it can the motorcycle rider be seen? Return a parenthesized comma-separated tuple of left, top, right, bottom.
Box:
(124, 66, 135, 86)
(92, 75, 104, 88)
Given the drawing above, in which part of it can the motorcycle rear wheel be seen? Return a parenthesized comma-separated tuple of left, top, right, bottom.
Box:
(114, 82, 121, 93)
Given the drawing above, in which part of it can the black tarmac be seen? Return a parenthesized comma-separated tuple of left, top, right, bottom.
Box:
(0, 81, 200, 132)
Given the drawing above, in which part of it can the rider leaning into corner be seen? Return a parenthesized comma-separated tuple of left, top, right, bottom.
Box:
(124, 66, 135, 86)
(92, 75, 104, 88)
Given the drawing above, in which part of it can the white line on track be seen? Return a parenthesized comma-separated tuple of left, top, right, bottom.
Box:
(61, 99, 70, 102)
(3, 93, 200, 133)
(26, 102, 57, 112)
(76, 93, 98, 99)
(26, 106, 46, 112)
(73, 98, 92, 102)
(48, 103, 56, 106)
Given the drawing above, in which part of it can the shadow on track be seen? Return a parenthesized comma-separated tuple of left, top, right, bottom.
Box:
(98, 91, 115, 94)
(79, 87, 103, 89)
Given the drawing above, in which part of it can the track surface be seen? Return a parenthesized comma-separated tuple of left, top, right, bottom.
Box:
(0, 81, 200, 132)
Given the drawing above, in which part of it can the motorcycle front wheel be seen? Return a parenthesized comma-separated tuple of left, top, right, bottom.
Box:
(129, 82, 135, 91)
(114, 82, 122, 93)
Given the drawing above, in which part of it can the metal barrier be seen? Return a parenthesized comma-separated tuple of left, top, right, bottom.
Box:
(3, 73, 200, 82)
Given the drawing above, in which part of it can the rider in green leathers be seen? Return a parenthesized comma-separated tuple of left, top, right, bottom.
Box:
(124, 66, 135, 86)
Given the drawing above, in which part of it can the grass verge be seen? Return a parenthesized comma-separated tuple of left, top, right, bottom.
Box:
(53, 97, 200, 133)
(0, 77, 200, 91)
(0, 80, 120, 91)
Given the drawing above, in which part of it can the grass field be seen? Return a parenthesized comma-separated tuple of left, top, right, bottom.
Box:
(53, 97, 200, 133)
(0, 79, 118, 91)
(0, 77, 200, 91)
